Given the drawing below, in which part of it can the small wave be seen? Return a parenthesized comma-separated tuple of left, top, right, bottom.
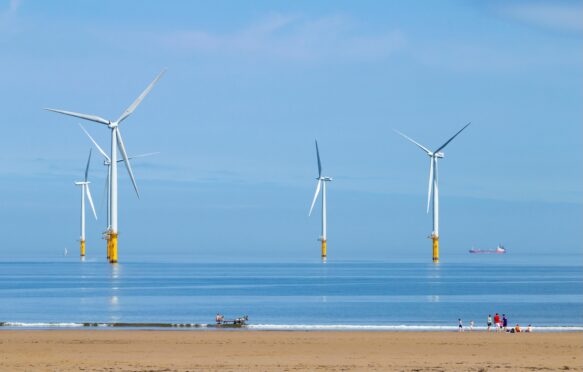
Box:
(2, 322, 86, 328)
(1, 322, 581, 332)
(0, 322, 209, 328)
(247, 324, 583, 332)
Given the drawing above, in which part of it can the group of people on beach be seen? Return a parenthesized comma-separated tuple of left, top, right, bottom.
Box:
(457, 313, 532, 333)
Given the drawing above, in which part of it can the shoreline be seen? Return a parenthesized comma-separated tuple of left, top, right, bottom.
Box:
(0, 330, 580, 371)
(2, 321, 583, 332)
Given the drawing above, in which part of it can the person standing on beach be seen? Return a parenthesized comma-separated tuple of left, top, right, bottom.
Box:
(458, 318, 463, 332)
(503, 314, 508, 331)
(470, 320, 474, 331)
(487, 314, 492, 331)
(494, 313, 501, 332)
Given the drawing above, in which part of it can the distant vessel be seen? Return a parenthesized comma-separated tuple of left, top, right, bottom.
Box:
(469, 244, 506, 254)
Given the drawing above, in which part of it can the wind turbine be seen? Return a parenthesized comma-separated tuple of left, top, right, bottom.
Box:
(80, 124, 158, 261)
(75, 149, 97, 258)
(309, 140, 333, 262)
(46, 70, 165, 263)
(395, 122, 471, 263)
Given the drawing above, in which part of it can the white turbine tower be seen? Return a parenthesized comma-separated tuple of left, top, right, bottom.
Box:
(46, 70, 165, 263)
(75, 149, 97, 258)
(309, 140, 332, 262)
(80, 125, 158, 260)
(395, 122, 471, 263)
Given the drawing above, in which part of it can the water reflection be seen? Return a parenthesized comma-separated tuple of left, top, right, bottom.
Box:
(428, 264, 442, 281)
(110, 264, 120, 280)
(108, 264, 121, 321)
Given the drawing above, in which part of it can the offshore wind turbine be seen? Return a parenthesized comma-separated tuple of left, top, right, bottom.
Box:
(395, 122, 471, 263)
(46, 70, 165, 263)
(309, 140, 332, 262)
(75, 149, 97, 258)
(80, 125, 158, 260)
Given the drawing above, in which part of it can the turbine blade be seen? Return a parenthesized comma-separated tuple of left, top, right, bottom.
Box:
(117, 69, 166, 124)
(126, 151, 160, 161)
(79, 124, 110, 162)
(427, 158, 434, 214)
(115, 128, 140, 199)
(84, 148, 92, 182)
(45, 108, 110, 125)
(393, 129, 432, 154)
(309, 180, 322, 216)
(85, 184, 98, 220)
(434, 122, 472, 153)
(315, 139, 322, 178)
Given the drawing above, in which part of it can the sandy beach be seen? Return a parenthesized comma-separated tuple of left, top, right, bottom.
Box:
(0, 330, 580, 371)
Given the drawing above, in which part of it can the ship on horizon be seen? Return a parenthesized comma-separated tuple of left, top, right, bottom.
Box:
(469, 244, 506, 254)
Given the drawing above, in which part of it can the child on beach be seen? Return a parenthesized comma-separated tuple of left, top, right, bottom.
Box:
(502, 314, 508, 331)
(458, 318, 463, 332)
(487, 315, 492, 331)
(470, 320, 474, 331)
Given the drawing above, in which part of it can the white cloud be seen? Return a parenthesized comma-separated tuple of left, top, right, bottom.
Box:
(500, 2, 583, 32)
(158, 14, 406, 62)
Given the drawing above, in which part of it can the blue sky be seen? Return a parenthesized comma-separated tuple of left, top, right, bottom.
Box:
(0, 0, 581, 261)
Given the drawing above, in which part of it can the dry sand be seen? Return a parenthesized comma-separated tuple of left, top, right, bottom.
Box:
(0, 330, 580, 371)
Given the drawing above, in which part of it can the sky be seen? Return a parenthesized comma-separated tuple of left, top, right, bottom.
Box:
(0, 0, 581, 262)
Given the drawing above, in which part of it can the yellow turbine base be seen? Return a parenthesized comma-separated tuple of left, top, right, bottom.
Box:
(109, 233, 118, 264)
(107, 235, 111, 261)
(432, 236, 439, 263)
(80, 240, 85, 257)
(321, 240, 327, 259)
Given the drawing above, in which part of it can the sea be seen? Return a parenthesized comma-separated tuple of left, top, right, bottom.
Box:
(1, 254, 582, 331)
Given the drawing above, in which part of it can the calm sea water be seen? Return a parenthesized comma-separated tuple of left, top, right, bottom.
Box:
(0, 256, 581, 330)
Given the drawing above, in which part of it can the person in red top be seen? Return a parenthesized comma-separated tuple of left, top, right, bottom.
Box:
(494, 313, 501, 332)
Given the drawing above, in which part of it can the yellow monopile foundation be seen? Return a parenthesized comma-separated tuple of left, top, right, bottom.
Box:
(109, 233, 118, 263)
(80, 240, 86, 257)
(107, 235, 111, 261)
(432, 236, 439, 263)
(321, 240, 327, 260)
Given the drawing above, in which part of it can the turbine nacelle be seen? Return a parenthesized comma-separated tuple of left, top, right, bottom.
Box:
(74, 181, 90, 185)
(425, 151, 444, 158)
(318, 176, 333, 182)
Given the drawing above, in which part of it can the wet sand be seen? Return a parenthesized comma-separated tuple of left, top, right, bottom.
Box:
(0, 330, 580, 371)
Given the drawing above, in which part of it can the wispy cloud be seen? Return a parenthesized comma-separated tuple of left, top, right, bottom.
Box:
(0, 0, 21, 19)
(498, 1, 583, 32)
(158, 13, 405, 62)
(0, 0, 22, 34)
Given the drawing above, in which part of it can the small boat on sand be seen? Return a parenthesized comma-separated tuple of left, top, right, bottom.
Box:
(213, 314, 248, 328)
